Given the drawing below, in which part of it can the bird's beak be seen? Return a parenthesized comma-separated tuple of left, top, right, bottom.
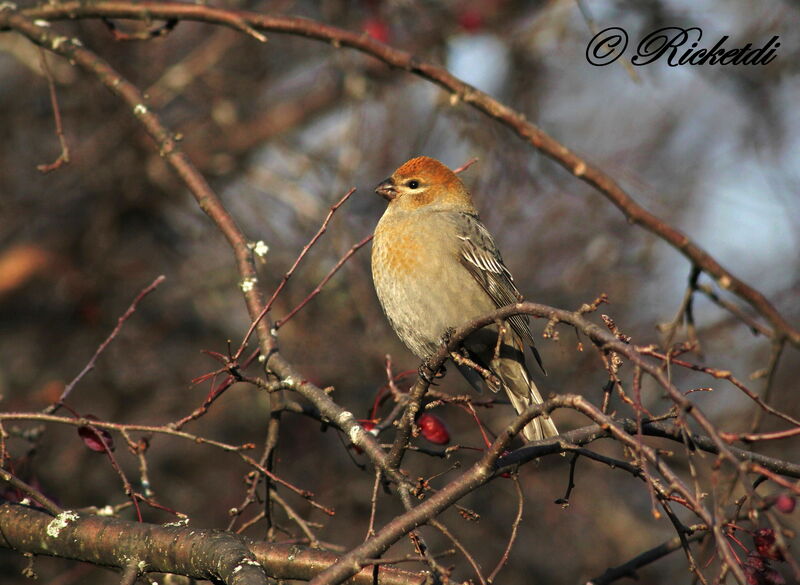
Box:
(375, 178, 397, 201)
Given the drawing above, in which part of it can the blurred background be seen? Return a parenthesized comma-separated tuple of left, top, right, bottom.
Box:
(1, 0, 798, 583)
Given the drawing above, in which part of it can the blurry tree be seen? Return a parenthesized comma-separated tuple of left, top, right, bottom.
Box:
(0, 1, 798, 585)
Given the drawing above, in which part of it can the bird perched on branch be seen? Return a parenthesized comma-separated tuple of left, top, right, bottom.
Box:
(371, 156, 558, 441)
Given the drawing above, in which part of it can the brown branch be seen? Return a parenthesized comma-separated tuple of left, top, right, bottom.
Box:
(0, 503, 426, 585)
(0, 8, 411, 531)
(0, 469, 63, 516)
(638, 345, 800, 428)
(658, 265, 701, 351)
(308, 400, 525, 585)
(5, 403, 797, 584)
(0, 504, 268, 585)
(118, 559, 141, 585)
(385, 373, 432, 471)
(749, 339, 786, 433)
(587, 529, 707, 585)
(487, 473, 524, 583)
(695, 282, 774, 338)
(35, 47, 70, 173)
(15, 1, 799, 347)
(5, 8, 797, 583)
(0, 10, 278, 370)
(1, 409, 329, 514)
(228, 416, 281, 534)
(0, 412, 255, 453)
(175, 348, 264, 431)
(267, 488, 322, 546)
(314, 295, 800, 582)
(554, 452, 581, 506)
(431, 519, 485, 585)
(452, 157, 479, 174)
(235, 187, 357, 359)
(448, 302, 790, 460)
(309, 390, 799, 585)
(274, 232, 373, 330)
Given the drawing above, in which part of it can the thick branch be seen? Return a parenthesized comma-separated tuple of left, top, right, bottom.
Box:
(0, 504, 426, 585)
(0, 8, 402, 491)
(0, 505, 267, 585)
(313, 387, 800, 585)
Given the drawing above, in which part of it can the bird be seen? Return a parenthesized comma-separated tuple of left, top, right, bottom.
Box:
(371, 156, 558, 441)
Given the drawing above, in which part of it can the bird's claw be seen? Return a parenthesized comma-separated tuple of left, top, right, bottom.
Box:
(419, 360, 445, 384)
(440, 327, 456, 346)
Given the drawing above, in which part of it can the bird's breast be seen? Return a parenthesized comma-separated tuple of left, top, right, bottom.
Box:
(373, 224, 425, 276)
(371, 212, 450, 356)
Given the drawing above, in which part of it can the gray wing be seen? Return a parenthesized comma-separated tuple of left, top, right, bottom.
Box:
(456, 212, 546, 373)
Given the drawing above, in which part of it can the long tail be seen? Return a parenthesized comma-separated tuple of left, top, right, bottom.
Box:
(458, 329, 558, 442)
(491, 340, 558, 442)
(504, 373, 559, 442)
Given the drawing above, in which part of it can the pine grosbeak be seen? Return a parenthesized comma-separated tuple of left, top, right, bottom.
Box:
(371, 156, 558, 441)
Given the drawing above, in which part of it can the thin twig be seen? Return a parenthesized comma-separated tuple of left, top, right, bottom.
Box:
(453, 157, 478, 174)
(274, 233, 373, 330)
(431, 519, 486, 585)
(118, 559, 141, 585)
(269, 488, 320, 546)
(554, 452, 580, 507)
(0, 468, 63, 516)
(749, 339, 786, 433)
(49, 275, 166, 411)
(487, 473, 524, 583)
(366, 471, 382, 540)
(588, 529, 707, 585)
(16, 3, 798, 346)
(234, 188, 356, 359)
(36, 47, 70, 173)
(639, 346, 800, 428)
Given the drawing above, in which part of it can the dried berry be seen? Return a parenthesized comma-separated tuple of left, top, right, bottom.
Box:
(753, 528, 784, 562)
(78, 416, 114, 453)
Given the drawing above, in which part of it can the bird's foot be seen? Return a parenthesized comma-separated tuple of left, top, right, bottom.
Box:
(419, 359, 445, 384)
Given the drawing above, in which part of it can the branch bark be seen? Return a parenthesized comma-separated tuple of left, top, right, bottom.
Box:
(0, 504, 427, 585)
(11, 0, 799, 347)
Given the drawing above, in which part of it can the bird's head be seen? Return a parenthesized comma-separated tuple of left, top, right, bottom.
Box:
(375, 156, 476, 213)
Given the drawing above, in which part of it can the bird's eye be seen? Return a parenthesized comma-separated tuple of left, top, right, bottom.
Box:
(406, 180, 420, 189)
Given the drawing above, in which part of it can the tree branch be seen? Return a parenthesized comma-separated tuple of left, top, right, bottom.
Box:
(13, 0, 799, 346)
(0, 504, 427, 585)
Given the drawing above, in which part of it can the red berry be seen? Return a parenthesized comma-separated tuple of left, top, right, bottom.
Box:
(457, 9, 483, 32)
(764, 567, 786, 585)
(744, 555, 763, 585)
(774, 494, 795, 514)
(363, 18, 390, 43)
(418, 413, 450, 445)
(753, 528, 784, 561)
(744, 553, 782, 585)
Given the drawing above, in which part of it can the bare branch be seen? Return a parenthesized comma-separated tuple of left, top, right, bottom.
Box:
(14, 1, 799, 346)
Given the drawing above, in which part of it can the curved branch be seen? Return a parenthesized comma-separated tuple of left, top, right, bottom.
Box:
(0, 8, 402, 491)
(498, 418, 800, 479)
(13, 0, 799, 346)
(309, 389, 800, 585)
